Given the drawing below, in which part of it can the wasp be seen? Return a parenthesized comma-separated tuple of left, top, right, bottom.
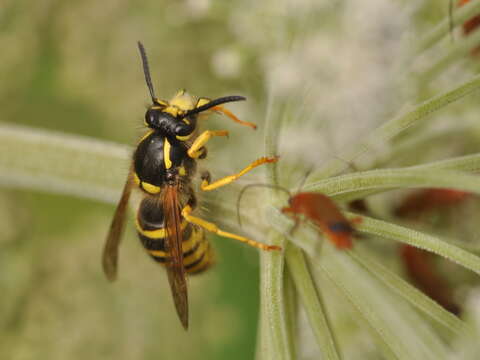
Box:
(102, 42, 280, 330)
(237, 184, 359, 249)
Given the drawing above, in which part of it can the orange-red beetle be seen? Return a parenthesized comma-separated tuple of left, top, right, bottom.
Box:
(237, 185, 358, 250)
(281, 192, 355, 249)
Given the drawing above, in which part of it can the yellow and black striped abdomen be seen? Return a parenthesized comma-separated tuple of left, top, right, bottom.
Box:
(136, 198, 214, 274)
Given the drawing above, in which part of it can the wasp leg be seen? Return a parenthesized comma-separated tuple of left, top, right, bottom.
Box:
(181, 205, 281, 251)
(200, 156, 278, 191)
(188, 130, 229, 159)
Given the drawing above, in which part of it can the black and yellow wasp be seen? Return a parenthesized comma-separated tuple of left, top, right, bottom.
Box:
(102, 42, 281, 330)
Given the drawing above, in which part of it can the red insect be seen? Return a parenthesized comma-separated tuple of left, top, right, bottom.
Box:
(281, 192, 356, 249)
(400, 245, 460, 315)
(237, 185, 359, 250)
(394, 188, 470, 219)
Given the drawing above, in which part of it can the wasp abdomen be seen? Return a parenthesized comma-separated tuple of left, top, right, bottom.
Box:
(136, 198, 214, 274)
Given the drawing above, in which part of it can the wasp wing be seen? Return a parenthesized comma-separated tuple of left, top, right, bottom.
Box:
(163, 184, 189, 329)
(102, 169, 134, 281)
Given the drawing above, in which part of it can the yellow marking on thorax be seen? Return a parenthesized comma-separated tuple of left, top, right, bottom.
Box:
(179, 166, 186, 176)
(139, 129, 154, 143)
(141, 181, 161, 194)
(136, 217, 188, 239)
(176, 133, 192, 141)
(164, 138, 172, 169)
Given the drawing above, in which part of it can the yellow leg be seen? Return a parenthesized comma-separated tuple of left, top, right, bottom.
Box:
(211, 105, 257, 129)
(188, 130, 229, 158)
(201, 156, 278, 191)
(181, 206, 281, 251)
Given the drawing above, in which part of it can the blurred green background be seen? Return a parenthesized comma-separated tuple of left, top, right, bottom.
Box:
(2, 0, 480, 359)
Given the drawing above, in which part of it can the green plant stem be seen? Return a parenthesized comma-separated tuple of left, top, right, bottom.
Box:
(258, 231, 292, 360)
(402, 152, 480, 172)
(307, 168, 480, 199)
(282, 266, 297, 359)
(285, 243, 341, 360)
(258, 96, 293, 359)
(0, 123, 130, 203)
(328, 154, 480, 202)
(346, 212, 480, 277)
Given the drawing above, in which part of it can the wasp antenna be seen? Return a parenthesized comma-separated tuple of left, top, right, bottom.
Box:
(137, 41, 157, 103)
(236, 183, 291, 227)
(183, 95, 246, 118)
